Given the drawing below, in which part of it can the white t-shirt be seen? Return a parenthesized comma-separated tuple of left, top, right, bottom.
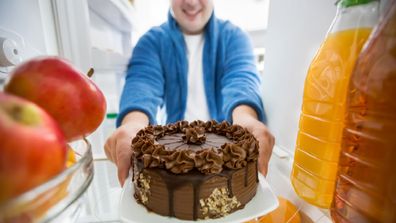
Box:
(183, 33, 211, 122)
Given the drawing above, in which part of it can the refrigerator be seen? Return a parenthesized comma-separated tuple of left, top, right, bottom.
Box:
(0, 0, 389, 222)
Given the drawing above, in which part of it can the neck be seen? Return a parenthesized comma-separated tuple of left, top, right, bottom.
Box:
(182, 28, 204, 35)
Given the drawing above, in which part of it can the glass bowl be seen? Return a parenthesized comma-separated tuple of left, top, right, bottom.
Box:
(0, 139, 94, 222)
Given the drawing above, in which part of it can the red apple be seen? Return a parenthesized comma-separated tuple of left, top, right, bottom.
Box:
(4, 57, 107, 141)
(0, 92, 67, 203)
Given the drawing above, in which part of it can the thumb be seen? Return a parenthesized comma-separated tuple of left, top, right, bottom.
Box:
(258, 156, 268, 177)
(115, 141, 134, 186)
(117, 155, 132, 187)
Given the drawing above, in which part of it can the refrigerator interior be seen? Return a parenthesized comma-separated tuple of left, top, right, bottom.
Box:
(3, 0, 390, 222)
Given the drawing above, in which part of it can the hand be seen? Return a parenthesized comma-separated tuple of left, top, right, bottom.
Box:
(232, 105, 275, 176)
(104, 112, 148, 186)
(241, 119, 275, 176)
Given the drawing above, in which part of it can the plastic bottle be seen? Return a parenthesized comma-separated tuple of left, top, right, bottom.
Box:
(291, 0, 379, 208)
(331, 0, 396, 222)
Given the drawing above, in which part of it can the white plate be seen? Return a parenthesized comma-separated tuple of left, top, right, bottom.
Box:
(119, 174, 279, 223)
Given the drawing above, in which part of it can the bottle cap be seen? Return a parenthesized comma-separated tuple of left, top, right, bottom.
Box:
(336, 0, 377, 7)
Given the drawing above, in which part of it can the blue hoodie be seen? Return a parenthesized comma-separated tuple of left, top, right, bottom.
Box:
(117, 11, 265, 126)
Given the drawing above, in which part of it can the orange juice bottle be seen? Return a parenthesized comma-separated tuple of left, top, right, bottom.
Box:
(331, 0, 396, 222)
(291, 0, 379, 208)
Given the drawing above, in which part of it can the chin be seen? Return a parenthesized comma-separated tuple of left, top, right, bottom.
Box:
(185, 23, 205, 34)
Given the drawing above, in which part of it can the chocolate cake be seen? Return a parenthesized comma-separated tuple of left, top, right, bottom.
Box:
(132, 120, 259, 220)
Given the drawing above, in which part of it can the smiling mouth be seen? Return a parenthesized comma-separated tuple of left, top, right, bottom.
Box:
(183, 9, 202, 19)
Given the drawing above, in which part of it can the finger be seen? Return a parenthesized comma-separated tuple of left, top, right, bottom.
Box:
(258, 150, 268, 176)
(269, 133, 275, 148)
(258, 139, 273, 176)
(104, 141, 113, 161)
(262, 132, 275, 160)
(105, 137, 116, 162)
(113, 140, 119, 165)
(116, 140, 134, 186)
(258, 160, 268, 176)
(117, 152, 132, 186)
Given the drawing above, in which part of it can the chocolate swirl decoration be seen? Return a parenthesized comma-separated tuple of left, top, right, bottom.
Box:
(222, 143, 247, 169)
(241, 137, 259, 161)
(176, 120, 189, 132)
(204, 120, 217, 132)
(142, 144, 170, 168)
(131, 133, 155, 159)
(162, 150, 195, 174)
(132, 133, 164, 168)
(213, 121, 230, 136)
(182, 126, 206, 145)
(131, 120, 260, 174)
(190, 120, 206, 128)
(226, 124, 246, 140)
(194, 148, 224, 174)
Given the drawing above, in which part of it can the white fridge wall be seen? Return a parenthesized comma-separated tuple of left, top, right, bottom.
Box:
(214, 0, 270, 32)
(262, 0, 336, 155)
(0, 0, 58, 57)
(0, 0, 58, 84)
(262, 3, 338, 221)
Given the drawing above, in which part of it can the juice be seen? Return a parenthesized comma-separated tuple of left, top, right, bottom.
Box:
(291, 28, 373, 208)
(331, 1, 396, 222)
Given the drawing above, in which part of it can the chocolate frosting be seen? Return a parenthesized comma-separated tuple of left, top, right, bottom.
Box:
(162, 150, 195, 174)
(182, 126, 206, 145)
(222, 143, 247, 169)
(131, 120, 259, 174)
(194, 148, 224, 174)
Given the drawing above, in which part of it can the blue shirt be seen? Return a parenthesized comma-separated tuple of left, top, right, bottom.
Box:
(117, 12, 265, 126)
